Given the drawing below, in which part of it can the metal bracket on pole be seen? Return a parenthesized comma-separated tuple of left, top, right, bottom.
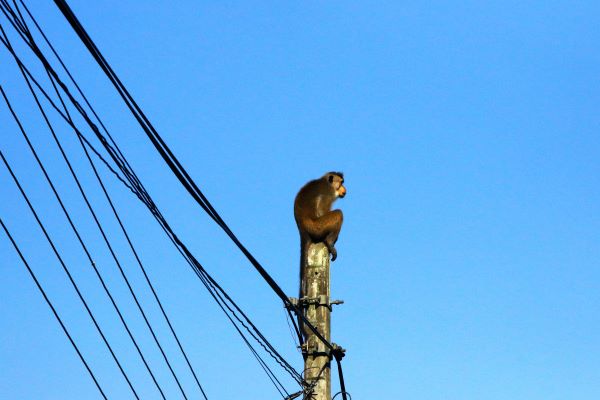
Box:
(301, 341, 346, 361)
(289, 296, 344, 311)
(301, 341, 329, 357)
(287, 297, 300, 309)
(331, 343, 346, 361)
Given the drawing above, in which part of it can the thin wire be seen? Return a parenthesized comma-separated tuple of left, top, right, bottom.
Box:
(0, 32, 300, 390)
(0, 147, 140, 400)
(285, 308, 302, 353)
(3, 37, 172, 395)
(12, 4, 209, 394)
(44, 58, 194, 400)
(0, 6, 141, 199)
(0, 23, 143, 202)
(0, 18, 303, 382)
(196, 269, 290, 398)
(53, 0, 323, 350)
(17, 0, 146, 197)
(0, 85, 155, 400)
(1, 3, 307, 393)
(0, 218, 109, 400)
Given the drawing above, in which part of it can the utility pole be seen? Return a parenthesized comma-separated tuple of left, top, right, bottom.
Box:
(295, 242, 344, 400)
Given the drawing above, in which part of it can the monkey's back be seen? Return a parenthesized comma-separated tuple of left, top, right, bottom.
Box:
(294, 178, 334, 225)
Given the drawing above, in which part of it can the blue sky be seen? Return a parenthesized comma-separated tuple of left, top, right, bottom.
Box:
(1, 1, 599, 399)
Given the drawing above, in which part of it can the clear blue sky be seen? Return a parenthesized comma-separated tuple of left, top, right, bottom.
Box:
(1, 1, 599, 399)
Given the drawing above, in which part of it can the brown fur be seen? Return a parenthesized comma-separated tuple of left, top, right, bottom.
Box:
(294, 172, 346, 262)
(294, 172, 346, 344)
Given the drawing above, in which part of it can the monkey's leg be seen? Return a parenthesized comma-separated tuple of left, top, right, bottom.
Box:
(314, 210, 343, 261)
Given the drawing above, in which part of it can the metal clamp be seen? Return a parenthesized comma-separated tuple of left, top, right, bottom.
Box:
(301, 341, 330, 357)
(331, 343, 346, 361)
(289, 296, 344, 311)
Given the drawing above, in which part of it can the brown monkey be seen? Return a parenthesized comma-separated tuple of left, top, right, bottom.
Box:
(294, 172, 346, 346)
(294, 172, 346, 262)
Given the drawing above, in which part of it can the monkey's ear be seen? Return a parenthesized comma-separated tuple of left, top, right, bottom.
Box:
(328, 175, 334, 183)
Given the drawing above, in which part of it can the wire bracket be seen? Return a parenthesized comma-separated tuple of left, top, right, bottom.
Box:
(288, 296, 344, 311)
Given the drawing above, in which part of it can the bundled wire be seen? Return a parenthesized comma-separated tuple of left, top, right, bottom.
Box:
(52, 0, 350, 396)
(53, 0, 318, 350)
(52, 0, 350, 395)
(1, 0, 307, 396)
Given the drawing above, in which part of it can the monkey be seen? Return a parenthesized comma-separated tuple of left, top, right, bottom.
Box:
(294, 171, 346, 262)
(294, 172, 346, 347)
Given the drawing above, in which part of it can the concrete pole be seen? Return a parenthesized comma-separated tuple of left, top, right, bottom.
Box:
(301, 242, 331, 400)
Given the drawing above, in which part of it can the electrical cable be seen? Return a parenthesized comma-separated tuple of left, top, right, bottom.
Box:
(0, 10, 304, 384)
(0, 85, 161, 400)
(45, 59, 198, 400)
(47, 4, 354, 393)
(0, 218, 109, 400)
(2, 2, 328, 395)
(0, 23, 302, 384)
(0, 23, 301, 397)
(52, 0, 327, 351)
(16, 0, 147, 198)
(0, 147, 141, 400)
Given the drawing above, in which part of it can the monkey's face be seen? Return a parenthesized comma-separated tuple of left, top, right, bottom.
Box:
(327, 173, 346, 198)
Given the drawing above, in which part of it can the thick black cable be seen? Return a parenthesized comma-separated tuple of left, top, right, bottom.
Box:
(5, 71, 170, 398)
(16, 0, 146, 197)
(0, 218, 109, 400)
(0, 9, 145, 203)
(1, 3, 306, 391)
(52, 0, 322, 350)
(13, 9, 207, 390)
(44, 57, 196, 400)
(2, 21, 303, 381)
(0, 86, 153, 400)
(335, 358, 348, 400)
(0, 147, 140, 400)
(0, 23, 144, 204)
(1, 1, 137, 196)
(195, 269, 290, 398)
(0, 26, 300, 387)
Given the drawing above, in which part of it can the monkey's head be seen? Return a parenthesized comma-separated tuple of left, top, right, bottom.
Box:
(323, 172, 346, 199)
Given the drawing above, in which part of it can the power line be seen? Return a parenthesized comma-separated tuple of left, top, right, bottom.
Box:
(2, 4, 304, 386)
(1, 1, 337, 395)
(0, 145, 141, 400)
(43, 58, 195, 400)
(0, 18, 300, 399)
(50, 1, 351, 395)
(0, 218, 109, 400)
(0, 84, 165, 399)
(52, 0, 334, 357)
(1, 16, 209, 392)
